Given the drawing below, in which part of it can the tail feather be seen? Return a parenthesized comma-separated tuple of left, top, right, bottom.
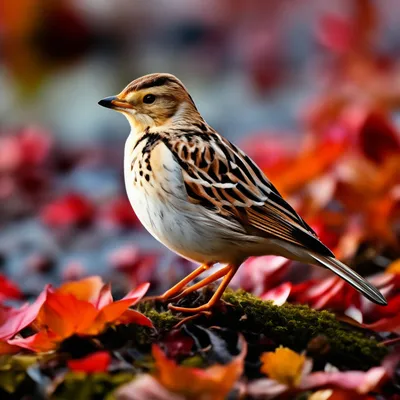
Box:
(309, 253, 387, 306)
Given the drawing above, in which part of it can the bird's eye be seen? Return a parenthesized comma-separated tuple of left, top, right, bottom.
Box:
(143, 94, 156, 104)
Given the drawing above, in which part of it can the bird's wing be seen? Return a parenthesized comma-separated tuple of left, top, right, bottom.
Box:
(163, 130, 334, 257)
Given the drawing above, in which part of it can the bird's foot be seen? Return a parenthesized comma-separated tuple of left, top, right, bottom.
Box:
(138, 294, 173, 304)
(173, 311, 212, 329)
(168, 303, 213, 313)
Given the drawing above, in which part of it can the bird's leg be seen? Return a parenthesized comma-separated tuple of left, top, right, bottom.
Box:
(173, 311, 212, 329)
(169, 265, 237, 313)
(168, 265, 231, 302)
(149, 263, 212, 302)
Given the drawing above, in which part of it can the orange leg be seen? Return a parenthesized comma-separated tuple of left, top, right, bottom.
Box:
(169, 265, 237, 313)
(173, 311, 212, 329)
(169, 265, 232, 302)
(154, 263, 211, 301)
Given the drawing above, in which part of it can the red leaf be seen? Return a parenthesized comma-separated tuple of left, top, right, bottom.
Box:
(316, 0, 376, 55)
(160, 330, 194, 358)
(241, 256, 291, 296)
(67, 351, 111, 373)
(309, 220, 340, 254)
(317, 14, 353, 53)
(358, 112, 400, 164)
(0, 274, 22, 303)
(18, 127, 52, 166)
(0, 136, 21, 171)
(41, 193, 95, 227)
(300, 367, 387, 394)
(363, 313, 400, 334)
(103, 197, 139, 228)
(0, 289, 47, 340)
(261, 283, 292, 306)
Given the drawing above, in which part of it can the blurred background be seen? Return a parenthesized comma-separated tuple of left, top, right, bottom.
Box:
(0, 0, 399, 298)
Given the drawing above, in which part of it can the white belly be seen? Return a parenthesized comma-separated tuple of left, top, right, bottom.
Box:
(124, 134, 225, 264)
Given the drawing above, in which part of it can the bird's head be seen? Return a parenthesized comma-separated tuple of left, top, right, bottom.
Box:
(98, 73, 199, 132)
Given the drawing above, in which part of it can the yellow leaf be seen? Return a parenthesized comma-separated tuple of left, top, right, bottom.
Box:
(260, 346, 306, 387)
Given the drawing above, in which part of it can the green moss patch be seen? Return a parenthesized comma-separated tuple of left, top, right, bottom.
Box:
(137, 288, 387, 370)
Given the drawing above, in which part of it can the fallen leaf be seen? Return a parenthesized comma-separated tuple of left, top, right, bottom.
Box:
(358, 111, 400, 164)
(57, 276, 104, 303)
(9, 330, 59, 353)
(240, 256, 291, 296)
(0, 274, 22, 303)
(261, 283, 292, 306)
(11, 278, 152, 352)
(153, 335, 247, 400)
(41, 193, 95, 228)
(0, 289, 47, 340)
(260, 346, 307, 387)
(300, 367, 387, 394)
(0, 341, 21, 355)
(386, 259, 400, 275)
(116, 375, 184, 400)
(67, 351, 111, 373)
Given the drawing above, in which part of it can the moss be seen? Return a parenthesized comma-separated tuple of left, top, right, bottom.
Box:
(219, 290, 387, 369)
(134, 302, 179, 347)
(137, 288, 387, 370)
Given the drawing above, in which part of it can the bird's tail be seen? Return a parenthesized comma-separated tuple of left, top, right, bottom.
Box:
(309, 252, 387, 306)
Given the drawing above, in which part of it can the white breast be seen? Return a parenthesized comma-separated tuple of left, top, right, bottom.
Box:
(123, 132, 250, 265)
(124, 133, 206, 262)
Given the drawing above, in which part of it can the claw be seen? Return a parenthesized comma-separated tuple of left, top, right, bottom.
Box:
(168, 303, 212, 314)
(168, 266, 236, 314)
(172, 311, 212, 328)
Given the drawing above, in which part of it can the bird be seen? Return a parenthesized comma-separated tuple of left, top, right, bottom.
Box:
(98, 72, 387, 313)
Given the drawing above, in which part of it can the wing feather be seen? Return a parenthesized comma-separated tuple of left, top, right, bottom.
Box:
(163, 130, 334, 257)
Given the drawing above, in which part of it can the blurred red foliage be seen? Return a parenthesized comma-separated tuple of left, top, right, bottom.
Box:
(67, 351, 111, 373)
(41, 193, 95, 228)
(0, 275, 22, 303)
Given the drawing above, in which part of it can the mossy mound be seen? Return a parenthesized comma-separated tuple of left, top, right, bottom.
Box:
(138, 288, 387, 370)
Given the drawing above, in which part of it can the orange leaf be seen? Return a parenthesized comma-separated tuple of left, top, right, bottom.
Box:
(9, 330, 60, 353)
(0, 340, 21, 355)
(387, 259, 400, 275)
(37, 290, 99, 337)
(114, 309, 153, 327)
(98, 283, 150, 323)
(21, 278, 152, 351)
(153, 335, 246, 400)
(271, 138, 347, 195)
(57, 276, 104, 303)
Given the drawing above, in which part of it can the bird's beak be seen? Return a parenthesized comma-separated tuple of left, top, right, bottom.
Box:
(98, 96, 133, 110)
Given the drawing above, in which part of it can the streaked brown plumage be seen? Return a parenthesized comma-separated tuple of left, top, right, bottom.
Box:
(99, 73, 387, 313)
